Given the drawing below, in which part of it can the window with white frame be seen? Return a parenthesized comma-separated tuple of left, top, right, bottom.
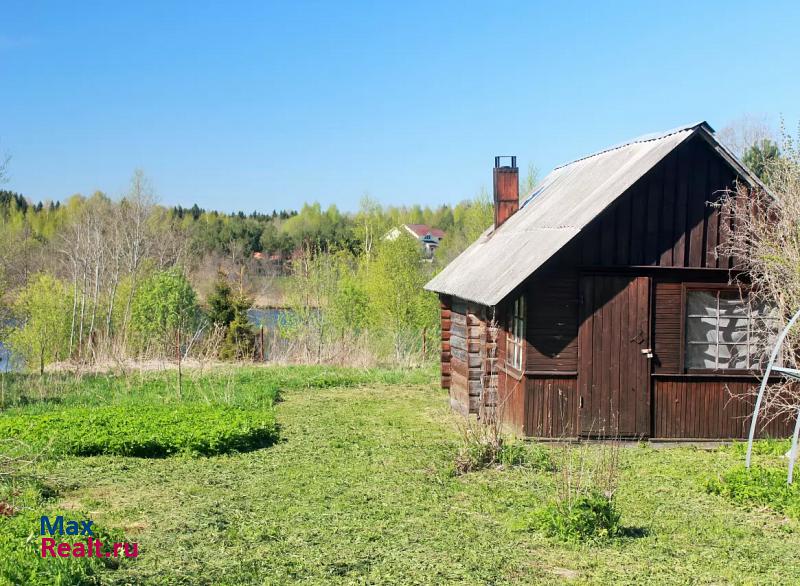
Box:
(507, 296, 525, 370)
(685, 288, 779, 371)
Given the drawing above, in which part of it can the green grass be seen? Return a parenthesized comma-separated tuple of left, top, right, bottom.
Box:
(0, 506, 125, 586)
(0, 365, 433, 412)
(0, 404, 278, 457)
(2, 365, 800, 584)
(707, 464, 800, 519)
(707, 441, 800, 519)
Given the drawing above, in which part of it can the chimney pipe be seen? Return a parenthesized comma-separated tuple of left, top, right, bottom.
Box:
(493, 155, 519, 229)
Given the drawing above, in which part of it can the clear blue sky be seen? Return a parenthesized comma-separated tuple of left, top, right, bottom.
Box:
(1, 1, 798, 213)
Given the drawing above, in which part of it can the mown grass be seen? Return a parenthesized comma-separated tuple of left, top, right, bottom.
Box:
(2, 365, 800, 584)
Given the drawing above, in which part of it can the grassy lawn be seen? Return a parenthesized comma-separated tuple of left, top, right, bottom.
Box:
(2, 366, 800, 584)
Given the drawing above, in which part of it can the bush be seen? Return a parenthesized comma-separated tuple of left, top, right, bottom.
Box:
(706, 464, 800, 519)
(207, 271, 255, 360)
(0, 404, 277, 457)
(129, 268, 200, 354)
(7, 274, 72, 374)
(532, 490, 621, 542)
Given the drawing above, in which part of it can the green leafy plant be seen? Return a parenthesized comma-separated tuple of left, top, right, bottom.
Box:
(532, 489, 621, 542)
(706, 464, 800, 519)
(7, 274, 72, 374)
(0, 507, 127, 585)
(524, 441, 623, 542)
(0, 404, 277, 457)
(728, 439, 791, 457)
(128, 268, 200, 355)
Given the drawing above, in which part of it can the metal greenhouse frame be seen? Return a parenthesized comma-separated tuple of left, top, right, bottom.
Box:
(746, 308, 800, 484)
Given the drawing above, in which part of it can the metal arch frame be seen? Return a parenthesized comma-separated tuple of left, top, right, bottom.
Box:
(745, 307, 800, 484)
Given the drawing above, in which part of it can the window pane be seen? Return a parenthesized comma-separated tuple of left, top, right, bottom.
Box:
(718, 293, 747, 317)
(687, 316, 718, 343)
(687, 291, 718, 317)
(686, 289, 782, 372)
(507, 296, 525, 369)
(718, 316, 748, 344)
(686, 343, 717, 369)
(719, 344, 748, 369)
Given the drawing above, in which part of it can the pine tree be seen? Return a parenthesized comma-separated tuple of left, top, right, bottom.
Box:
(207, 271, 236, 327)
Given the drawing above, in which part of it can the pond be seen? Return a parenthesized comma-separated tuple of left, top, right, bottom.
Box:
(247, 307, 293, 329)
(0, 341, 20, 373)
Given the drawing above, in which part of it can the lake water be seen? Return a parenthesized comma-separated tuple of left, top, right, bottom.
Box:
(247, 307, 293, 329)
(0, 341, 19, 372)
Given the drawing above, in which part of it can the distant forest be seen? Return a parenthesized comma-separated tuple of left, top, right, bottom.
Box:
(0, 168, 496, 369)
(0, 184, 491, 272)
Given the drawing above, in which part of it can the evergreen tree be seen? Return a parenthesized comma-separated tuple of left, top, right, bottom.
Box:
(207, 271, 236, 327)
(743, 138, 781, 183)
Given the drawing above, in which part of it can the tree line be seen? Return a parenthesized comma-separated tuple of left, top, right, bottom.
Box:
(0, 168, 493, 371)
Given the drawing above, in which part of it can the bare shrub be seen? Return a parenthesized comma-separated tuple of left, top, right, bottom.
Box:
(555, 440, 620, 504)
(529, 439, 623, 541)
(717, 123, 800, 422)
(717, 114, 775, 159)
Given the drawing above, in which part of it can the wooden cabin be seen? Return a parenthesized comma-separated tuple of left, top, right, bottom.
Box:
(425, 122, 792, 440)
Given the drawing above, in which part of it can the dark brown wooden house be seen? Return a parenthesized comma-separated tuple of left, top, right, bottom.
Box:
(425, 122, 792, 440)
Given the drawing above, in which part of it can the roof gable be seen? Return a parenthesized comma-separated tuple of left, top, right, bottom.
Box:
(425, 122, 760, 306)
(404, 224, 445, 239)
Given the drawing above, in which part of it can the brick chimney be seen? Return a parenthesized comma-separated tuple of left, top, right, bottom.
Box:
(493, 156, 519, 229)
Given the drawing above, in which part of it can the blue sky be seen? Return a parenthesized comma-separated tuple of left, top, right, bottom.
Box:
(1, 1, 798, 213)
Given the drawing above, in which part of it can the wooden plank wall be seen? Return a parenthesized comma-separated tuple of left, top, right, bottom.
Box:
(654, 378, 794, 439)
(499, 375, 526, 435)
(650, 277, 794, 439)
(652, 282, 682, 374)
(439, 296, 451, 390)
(525, 376, 578, 437)
(449, 298, 485, 414)
(555, 134, 742, 271)
(525, 274, 578, 372)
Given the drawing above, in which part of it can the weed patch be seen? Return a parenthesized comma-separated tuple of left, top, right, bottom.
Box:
(0, 507, 126, 585)
(0, 405, 277, 457)
(454, 438, 552, 474)
(728, 439, 792, 457)
(531, 489, 622, 542)
(707, 464, 800, 519)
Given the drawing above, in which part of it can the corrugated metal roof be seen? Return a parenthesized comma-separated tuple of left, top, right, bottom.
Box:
(424, 122, 751, 306)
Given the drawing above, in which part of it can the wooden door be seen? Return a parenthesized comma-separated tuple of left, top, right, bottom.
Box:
(578, 275, 651, 437)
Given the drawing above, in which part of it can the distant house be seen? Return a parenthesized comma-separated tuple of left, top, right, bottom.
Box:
(385, 224, 446, 258)
(425, 122, 793, 440)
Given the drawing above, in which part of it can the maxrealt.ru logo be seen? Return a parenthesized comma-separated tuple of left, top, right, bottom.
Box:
(40, 515, 138, 559)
